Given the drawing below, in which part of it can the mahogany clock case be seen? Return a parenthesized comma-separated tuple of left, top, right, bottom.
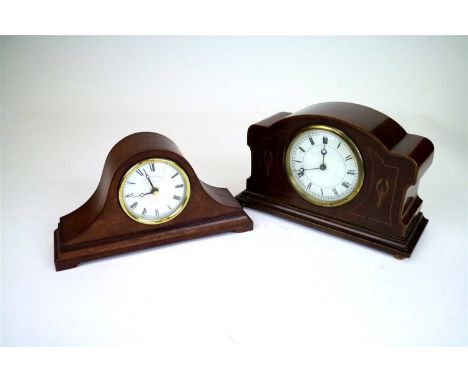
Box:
(236, 102, 434, 258)
(54, 132, 253, 271)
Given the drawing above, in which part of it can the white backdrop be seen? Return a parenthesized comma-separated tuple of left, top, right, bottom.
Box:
(1, 36, 466, 346)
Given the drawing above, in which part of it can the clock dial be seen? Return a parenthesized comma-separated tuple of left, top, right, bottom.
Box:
(286, 125, 364, 206)
(118, 158, 190, 224)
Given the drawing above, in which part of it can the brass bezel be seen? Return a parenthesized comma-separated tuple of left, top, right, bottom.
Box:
(118, 158, 191, 225)
(285, 125, 365, 207)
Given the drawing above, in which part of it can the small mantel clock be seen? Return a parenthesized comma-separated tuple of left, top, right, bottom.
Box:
(237, 102, 434, 258)
(54, 132, 253, 271)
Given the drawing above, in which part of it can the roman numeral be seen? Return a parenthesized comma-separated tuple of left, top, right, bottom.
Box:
(127, 182, 136, 185)
(345, 155, 352, 161)
(149, 163, 155, 172)
(173, 195, 181, 201)
(347, 170, 356, 175)
(293, 160, 302, 163)
(321, 188, 323, 195)
(142, 208, 147, 217)
(323, 136, 328, 144)
(167, 205, 173, 211)
(130, 202, 138, 210)
(299, 146, 305, 152)
(155, 209, 159, 218)
(342, 181, 350, 188)
(332, 188, 338, 196)
(136, 169, 144, 176)
(307, 182, 312, 190)
(171, 173, 178, 179)
(125, 193, 134, 197)
(337, 142, 341, 149)
(175, 184, 184, 188)
(309, 137, 315, 145)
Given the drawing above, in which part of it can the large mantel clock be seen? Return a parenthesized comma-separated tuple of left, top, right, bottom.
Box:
(237, 102, 434, 258)
(54, 132, 253, 271)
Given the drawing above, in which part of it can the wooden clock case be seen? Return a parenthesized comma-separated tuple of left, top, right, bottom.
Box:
(236, 102, 434, 258)
(54, 132, 253, 271)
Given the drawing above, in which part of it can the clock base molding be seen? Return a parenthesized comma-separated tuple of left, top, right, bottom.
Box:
(236, 190, 428, 259)
(54, 212, 252, 271)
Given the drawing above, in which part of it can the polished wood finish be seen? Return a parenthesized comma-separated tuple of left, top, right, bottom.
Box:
(237, 102, 434, 258)
(54, 132, 253, 271)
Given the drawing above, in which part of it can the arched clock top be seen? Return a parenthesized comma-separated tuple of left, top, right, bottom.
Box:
(59, 132, 195, 243)
(248, 102, 433, 173)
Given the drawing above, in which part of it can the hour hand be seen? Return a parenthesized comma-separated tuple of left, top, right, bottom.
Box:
(321, 147, 327, 165)
(133, 192, 152, 197)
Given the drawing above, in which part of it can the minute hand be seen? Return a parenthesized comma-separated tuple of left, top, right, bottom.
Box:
(143, 169, 159, 191)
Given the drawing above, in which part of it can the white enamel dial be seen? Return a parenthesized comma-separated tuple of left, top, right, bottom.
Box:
(118, 158, 190, 224)
(286, 126, 364, 207)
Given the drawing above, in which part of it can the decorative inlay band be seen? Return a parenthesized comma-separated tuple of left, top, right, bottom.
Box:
(264, 150, 273, 176)
(376, 178, 390, 209)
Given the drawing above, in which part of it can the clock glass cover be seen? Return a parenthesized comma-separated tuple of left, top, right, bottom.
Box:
(286, 125, 364, 207)
(119, 158, 190, 224)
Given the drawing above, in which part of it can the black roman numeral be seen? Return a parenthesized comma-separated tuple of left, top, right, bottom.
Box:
(309, 137, 315, 145)
(149, 163, 155, 172)
(337, 142, 341, 149)
(136, 169, 144, 176)
(307, 182, 312, 190)
(323, 136, 328, 144)
(173, 195, 181, 201)
(167, 205, 173, 211)
(342, 181, 350, 188)
(332, 188, 338, 196)
(127, 181, 136, 185)
(347, 170, 356, 175)
(299, 146, 305, 152)
(175, 184, 184, 188)
(155, 209, 159, 218)
(142, 208, 147, 217)
(125, 193, 134, 197)
(321, 188, 323, 195)
(171, 173, 178, 179)
(345, 155, 352, 161)
(130, 202, 138, 210)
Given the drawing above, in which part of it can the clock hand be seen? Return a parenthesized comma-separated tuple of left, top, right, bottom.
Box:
(320, 147, 328, 170)
(132, 192, 152, 197)
(143, 169, 159, 192)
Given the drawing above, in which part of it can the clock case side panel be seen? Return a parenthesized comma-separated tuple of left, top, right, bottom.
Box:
(391, 133, 434, 227)
(237, 102, 434, 257)
(245, 112, 292, 193)
(55, 132, 253, 271)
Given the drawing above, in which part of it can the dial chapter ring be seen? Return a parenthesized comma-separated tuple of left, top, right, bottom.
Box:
(118, 158, 191, 224)
(285, 125, 365, 207)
